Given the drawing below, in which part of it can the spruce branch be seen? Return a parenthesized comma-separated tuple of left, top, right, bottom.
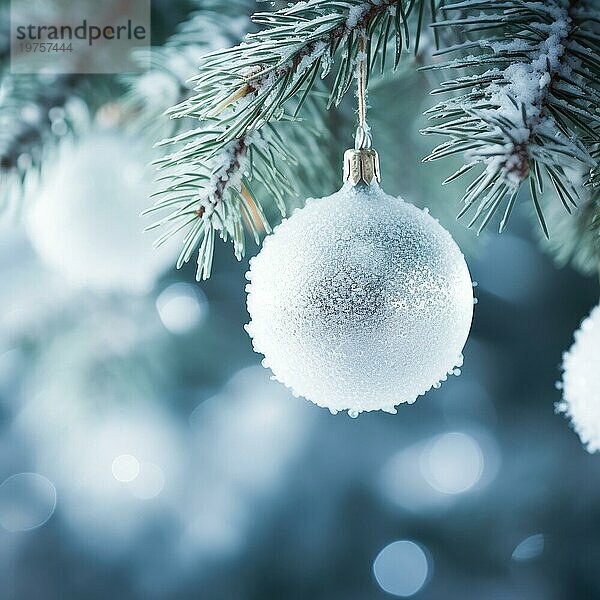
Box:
(0, 5, 87, 208)
(170, 0, 434, 129)
(422, 0, 600, 235)
(153, 0, 439, 280)
(147, 122, 304, 280)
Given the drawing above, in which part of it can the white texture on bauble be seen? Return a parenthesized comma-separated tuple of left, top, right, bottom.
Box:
(558, 303, 600, 452)
(245, 182, 474, 415)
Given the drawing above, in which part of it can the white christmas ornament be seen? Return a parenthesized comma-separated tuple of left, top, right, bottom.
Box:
(25, 130, 176, 294)
(246, 149, 474, 415)
(558, 303, 600, 452)
(247, 40, 473, 415)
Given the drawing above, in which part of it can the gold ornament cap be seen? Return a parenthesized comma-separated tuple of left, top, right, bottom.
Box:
(343, 148, 381, 186)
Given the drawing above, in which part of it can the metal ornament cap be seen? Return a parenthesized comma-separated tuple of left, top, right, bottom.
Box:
(343, 148, 381, 186)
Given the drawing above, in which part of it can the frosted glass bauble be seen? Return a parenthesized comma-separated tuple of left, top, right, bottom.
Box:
(246, 182, 474, 415)
(25, 132, 176, 294)
(558, 303, 600, 452)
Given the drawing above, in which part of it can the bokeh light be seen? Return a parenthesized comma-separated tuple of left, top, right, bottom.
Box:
(422, 432, 484, 494)
(112, 455, 140, 483)
(0, 473, 57, 532)
(378, 429, 499, 513)
(373, 540, 430, 597)
(512, 534, 544, 562)
(156, 282, 208, 334)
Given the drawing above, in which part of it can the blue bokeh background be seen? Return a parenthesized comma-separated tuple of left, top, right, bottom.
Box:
(1, 1, 599, 598)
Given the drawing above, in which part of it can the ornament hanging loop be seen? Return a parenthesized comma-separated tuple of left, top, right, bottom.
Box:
(354, 31, 371, 150)
(354, 126, 372, 151)
(344, 30, 380, 186)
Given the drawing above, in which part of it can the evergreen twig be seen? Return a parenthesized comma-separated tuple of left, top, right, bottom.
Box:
(422, 0, 600, 235)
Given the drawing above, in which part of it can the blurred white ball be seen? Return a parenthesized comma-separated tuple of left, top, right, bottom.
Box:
(246, 183, 473, 415)
(25, 131, 176, 294)
(558, 303, 600, 452)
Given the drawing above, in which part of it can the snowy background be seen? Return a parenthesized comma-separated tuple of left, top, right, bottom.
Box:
(2, 2, 600, 599)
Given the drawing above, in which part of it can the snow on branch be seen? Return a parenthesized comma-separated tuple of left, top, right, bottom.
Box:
(422, 0, 600, 235)
(147, 123, 305, 280)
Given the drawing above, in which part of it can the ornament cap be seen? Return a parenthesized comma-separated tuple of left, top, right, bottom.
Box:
(343, 148, 381, 186)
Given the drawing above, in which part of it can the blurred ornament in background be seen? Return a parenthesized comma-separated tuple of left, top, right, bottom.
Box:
(24, 129, 177, 294)
(0, 472, 56, 532)
(557, 303, 600, 452)
(373, 539, 430, 597)
(246, 177, 473, 416)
